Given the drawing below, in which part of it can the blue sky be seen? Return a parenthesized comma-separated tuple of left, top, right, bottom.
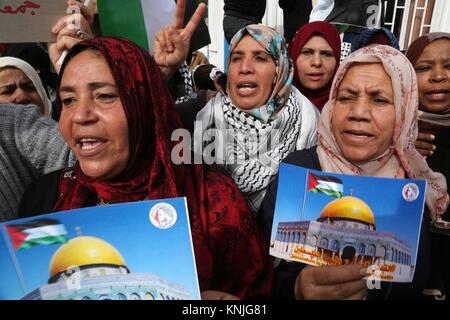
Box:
(0, 198, 200, 300)
(271, 163, 426, 263)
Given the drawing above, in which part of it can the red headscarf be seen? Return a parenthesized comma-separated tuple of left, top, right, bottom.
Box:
(54, 37, 272, 298)
(288, 21, 341, 111)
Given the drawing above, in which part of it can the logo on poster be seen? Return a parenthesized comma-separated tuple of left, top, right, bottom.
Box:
(149, 203, 177, 229)
(402, 183, 420, 202)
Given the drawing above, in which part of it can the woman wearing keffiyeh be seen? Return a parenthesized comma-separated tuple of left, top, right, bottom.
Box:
(195, 24, 320, 213)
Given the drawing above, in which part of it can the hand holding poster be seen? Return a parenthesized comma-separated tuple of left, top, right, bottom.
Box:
(0, 0, 67, 43)
(0, 198, 200, 300)
(270, 163, 426, 283)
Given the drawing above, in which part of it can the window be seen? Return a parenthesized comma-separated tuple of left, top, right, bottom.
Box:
(332, 240, 340, 251)
(368, 245, 376, 256)
(145, 292, 155, 300)
(130, 293, 141, 300)
(116, 293, 127, 300)
(320, 238, 329, 249)
(359, 243, 366, 255)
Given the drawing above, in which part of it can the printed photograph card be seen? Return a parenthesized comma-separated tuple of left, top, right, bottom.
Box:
(270, 163, 426, 283)
(0, 197, 200, 300)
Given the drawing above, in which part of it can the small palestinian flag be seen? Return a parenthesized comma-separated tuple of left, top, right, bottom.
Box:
(6, 219, 68, 250)
(308, 173, 343, 198)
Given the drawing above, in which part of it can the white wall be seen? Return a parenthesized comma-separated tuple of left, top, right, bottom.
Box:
(204, 0, 225, 69)
(431, 0, 450, 33)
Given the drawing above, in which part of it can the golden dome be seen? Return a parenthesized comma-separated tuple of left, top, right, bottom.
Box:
(319, 196, 375, 226)
(49, 236, 127, 279)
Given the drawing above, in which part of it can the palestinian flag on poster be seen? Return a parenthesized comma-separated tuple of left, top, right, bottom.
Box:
(310, 0, 384, 30)
(6, 219, 68, 250)
(308, 173, 343, 198)
(97, 0, 176, 52)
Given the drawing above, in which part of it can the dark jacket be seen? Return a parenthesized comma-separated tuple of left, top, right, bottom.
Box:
(19, 170, 67, 218)
(257, 146, 432, 300)
(278, 0, 312, 43)
(224, 0, 267, 21)
(424, 127, 450, 296)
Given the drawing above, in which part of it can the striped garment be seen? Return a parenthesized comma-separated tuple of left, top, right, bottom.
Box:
(195, 87, 319, 212)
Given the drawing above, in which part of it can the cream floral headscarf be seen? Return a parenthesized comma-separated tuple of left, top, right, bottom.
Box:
(317, 44, 449, 220)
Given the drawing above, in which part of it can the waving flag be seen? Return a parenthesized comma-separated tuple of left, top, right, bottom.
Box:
(6, 219, 68, 250)
(308, 173, 343, 198)
(97, 0, 176, 52)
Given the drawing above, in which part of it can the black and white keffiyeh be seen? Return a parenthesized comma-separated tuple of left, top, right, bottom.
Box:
(195, 87, 318, 212)
(175, 61, 196, 104)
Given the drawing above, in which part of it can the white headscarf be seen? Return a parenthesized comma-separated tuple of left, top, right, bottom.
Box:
(0, 57, 52, 117)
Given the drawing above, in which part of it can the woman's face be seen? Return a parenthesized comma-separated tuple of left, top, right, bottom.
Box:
(414, 38, 450, 113)
(0, 67, 44, 113)
(227, 35, 276, 110)
(59, 50, 130, 180)
(296, 35, 337, 91)
(331, 63, 396, 164)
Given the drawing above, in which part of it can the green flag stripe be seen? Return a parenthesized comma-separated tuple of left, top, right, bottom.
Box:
(18, 235, 68, 250)
(98, 0, 150, 51)
(310, 187, 342, 198)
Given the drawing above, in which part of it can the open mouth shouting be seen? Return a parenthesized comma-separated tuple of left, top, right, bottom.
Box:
(75, 136, 108, 156)
(236, 81, 258, 96)
(424, 88, 450, 102)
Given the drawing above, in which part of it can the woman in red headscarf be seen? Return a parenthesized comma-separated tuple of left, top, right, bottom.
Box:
(288, 21, 341, 112)
(19, 36, 273, 299)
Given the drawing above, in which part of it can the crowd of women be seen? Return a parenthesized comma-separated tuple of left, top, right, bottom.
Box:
(0, 0, 449, 300)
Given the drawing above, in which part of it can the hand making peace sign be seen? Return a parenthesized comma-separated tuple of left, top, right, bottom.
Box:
(153, 0, 206, 80)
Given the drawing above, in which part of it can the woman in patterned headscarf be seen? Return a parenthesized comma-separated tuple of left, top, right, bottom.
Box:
(258, 44, 449, 299)
(195, 24, 320, 213)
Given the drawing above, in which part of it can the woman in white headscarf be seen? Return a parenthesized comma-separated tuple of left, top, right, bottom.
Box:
(0, 57, 52, 116)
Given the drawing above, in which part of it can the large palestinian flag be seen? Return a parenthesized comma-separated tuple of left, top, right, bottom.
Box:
(308, 173, 343, 198)
(6, 219, 68, 250)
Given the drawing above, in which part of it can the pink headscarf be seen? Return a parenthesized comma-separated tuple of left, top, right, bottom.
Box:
(317, 44, 449, 220)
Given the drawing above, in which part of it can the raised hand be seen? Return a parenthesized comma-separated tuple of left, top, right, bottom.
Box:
(153, 0, 206, 80)
(48, 0, 95, 73)
(415, 131, 436, 158)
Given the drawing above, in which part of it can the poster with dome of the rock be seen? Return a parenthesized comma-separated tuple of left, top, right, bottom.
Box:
(270, 163, 426, 283)
(0, 198, 200, 300)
